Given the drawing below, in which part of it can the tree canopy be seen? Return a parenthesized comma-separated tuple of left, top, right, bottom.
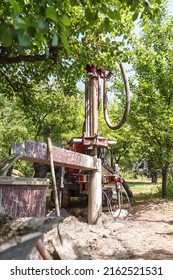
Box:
(129, 11, 173, 196)
(0, 0, 171, 187)
(0, 0, 165, 97)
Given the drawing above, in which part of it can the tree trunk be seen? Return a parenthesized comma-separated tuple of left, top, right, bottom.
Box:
(162, 167, 169, 198)
(122, 180, 133, 197)
(151, 173, 158, 183)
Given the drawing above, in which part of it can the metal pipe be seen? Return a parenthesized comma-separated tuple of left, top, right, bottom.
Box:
(88, 76, 93, 136)
(36, 239, 52, 260)
(91, 76, 99, 136)
(85, 76, 90, 136)
(108, 140, 117, 146)
(71, 138, 83, 144)
(103, 62, 130, 130)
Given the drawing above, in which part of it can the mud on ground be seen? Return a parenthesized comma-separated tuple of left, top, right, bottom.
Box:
(44, 199, 173, 260)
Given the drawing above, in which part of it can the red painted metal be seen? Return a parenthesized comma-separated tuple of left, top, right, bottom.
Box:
(82, 136, 108, 147)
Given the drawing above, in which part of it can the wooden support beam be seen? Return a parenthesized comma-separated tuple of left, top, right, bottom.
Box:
(88, 158, 102, 225)
(11, 140, 97, 170)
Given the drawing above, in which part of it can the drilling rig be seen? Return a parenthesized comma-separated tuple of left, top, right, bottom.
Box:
(59, 63, 133, 210)
(3, 62, 133, 225)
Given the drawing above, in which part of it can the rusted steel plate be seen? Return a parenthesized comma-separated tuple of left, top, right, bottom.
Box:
(11, 140, 97, 170)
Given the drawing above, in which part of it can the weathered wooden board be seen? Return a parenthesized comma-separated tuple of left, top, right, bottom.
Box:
(11, 140, 97, 170)
(0, 215, 64, 260)
(0, 177, 47, 217)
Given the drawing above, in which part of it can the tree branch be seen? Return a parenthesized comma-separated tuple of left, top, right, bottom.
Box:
(0, 54, 48, 65)
(0, 44, 63, 65)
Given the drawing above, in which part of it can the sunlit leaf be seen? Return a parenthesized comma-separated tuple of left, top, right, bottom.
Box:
(61, 14, 71, 27)
(52, 34, 58, 46)
(45, 6, 58, 22)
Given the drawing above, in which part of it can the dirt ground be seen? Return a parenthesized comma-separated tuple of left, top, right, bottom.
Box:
(44, 197, 173, 260)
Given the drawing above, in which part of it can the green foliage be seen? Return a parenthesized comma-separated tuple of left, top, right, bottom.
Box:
(166, 173, 173, 196)
(0, 0, 166, 96)
(0, 0, 167, 176)
(129, 11, 173, 195)
(0, 82, 84, 159)
(0, 0, 164, 49)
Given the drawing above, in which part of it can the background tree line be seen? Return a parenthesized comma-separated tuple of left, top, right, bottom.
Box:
(1, 0, 173, 197)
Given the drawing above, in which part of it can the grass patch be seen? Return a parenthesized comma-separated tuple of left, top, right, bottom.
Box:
(127, 178, 163, 204)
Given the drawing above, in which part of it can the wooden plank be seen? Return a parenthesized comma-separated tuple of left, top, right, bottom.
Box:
(11, 140, 97, 170)
(0, 177, 48, 186)
(0, 185, 46, 217)
(0, 215, 64, 260)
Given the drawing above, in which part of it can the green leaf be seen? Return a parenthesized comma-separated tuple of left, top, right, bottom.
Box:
(106, 37, 110, 44)
(70, 0, 78, 6)
(132, 12, 138, 21)
(37, 19, 48, 33)
(108, 10, 121, 21)
(61, 34, 70, 53)
(13, 16, 27, 30)
(52, 34, 58, 46)
(85, 8, 98, 24)
(130, 2, 139, 12)
(61, 14, 71, 27)
(40, 6, 45, 17)
(85, 8, 92, 22)
(0, 26, 12, 47)
(10, 0, 21, 13)
(108, 10, 121, 20)
(27, 26, 36, 37)
(18, 30, 31, 47)
(104, 17, 110, 29)
(45, 7, 58, 22)
(80, 0, 88, 6)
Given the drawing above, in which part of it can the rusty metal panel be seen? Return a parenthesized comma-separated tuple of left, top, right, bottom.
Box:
(0, 178, 47, 217)
(11, 140, 97, 170)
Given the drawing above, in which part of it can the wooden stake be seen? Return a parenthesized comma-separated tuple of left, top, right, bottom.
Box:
(47, 138, 60, 216)
(88, 158, 102, 225)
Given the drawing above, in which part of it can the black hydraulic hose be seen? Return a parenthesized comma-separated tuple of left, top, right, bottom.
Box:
(103, 62, 130, 130)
